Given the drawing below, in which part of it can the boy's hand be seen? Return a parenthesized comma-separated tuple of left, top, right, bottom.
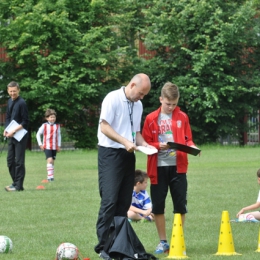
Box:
(125, 140, 136, 153)
(159, 142, 169, 151)
(142, 208, 152, 217)
(190, 145, 201, 156)
(236, 209, 245, 218)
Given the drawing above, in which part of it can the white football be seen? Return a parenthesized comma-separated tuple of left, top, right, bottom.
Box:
(0, 235, 13, 253)
(56, 242, 79, 260)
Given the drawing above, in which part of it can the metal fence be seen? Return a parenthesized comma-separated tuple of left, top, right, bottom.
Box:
(219, 111, 260, 145)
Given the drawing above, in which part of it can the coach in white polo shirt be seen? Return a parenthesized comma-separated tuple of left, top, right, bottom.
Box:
(95, 73, 153, 259)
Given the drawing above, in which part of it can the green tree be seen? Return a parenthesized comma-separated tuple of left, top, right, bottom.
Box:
(141, 0, 260, 144)
(0, 0, 141, 148)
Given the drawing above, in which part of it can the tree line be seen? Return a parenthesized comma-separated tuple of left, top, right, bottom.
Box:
(0, 0, 260, 148)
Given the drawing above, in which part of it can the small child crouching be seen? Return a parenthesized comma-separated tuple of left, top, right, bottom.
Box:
(127, 169, 154, 222)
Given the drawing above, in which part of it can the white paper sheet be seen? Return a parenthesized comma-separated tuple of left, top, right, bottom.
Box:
(137, 146, 158, 155)
(5, 120, 27, 142)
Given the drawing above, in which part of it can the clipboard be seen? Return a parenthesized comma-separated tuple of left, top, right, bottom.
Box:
(167, 142, 201, 156)
(5, 120, 27, 142)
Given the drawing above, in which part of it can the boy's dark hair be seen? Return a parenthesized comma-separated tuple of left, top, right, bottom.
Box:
(257, 169, 260, 178)
(161, 82, 179, 100)
(45, 109, 57, 118)
(134, 169, 148, 185)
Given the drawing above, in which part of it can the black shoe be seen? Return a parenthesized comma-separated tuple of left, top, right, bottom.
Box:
(14, 186, 24, 191)
(99, 250, 112, 260)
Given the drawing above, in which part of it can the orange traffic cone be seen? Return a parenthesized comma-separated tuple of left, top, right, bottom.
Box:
(167, 213, 188, 259)
(255, 226, 260, 252)
(36, 185, 45, 190)
(215, 211, 241, 256)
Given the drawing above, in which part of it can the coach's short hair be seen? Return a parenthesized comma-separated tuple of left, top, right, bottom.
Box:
(7, 81, 20, 89)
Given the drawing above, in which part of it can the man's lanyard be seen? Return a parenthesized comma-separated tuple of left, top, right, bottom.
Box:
(123, 88, 135, 143)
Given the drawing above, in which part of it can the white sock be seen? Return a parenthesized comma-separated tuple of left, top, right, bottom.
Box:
(47, 163, 54, 180)
(245, 213, 257, 221)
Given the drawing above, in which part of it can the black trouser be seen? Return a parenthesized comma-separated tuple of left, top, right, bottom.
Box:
(7, 134, 28, 190)
(151, 166, 187, 214)
(95, 146, 135, 254)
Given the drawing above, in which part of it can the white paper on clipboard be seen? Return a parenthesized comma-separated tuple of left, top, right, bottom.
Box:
(5, 120, 27, 142)
(137, 146, 158, 155)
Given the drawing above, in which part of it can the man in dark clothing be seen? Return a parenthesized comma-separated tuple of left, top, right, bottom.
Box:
(3, 81, 29, 192)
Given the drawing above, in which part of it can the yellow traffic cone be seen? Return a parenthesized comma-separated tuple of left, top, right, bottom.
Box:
(215, 211, 241, 256)
(167, 213, 188, 259)
(255, 226, 260, 252)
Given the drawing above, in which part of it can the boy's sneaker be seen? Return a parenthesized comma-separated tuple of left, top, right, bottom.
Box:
(48, 178, 54, 182)
(154, 241, 169, 254)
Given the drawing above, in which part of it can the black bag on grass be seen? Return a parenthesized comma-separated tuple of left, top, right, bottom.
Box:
(103, 216, 158, 260)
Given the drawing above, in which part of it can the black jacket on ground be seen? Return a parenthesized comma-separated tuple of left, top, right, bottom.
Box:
(103, 216, 158, 260)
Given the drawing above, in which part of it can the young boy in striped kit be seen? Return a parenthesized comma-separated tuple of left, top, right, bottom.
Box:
(36, 109, 61, 182)
(127, 169, 154, 222)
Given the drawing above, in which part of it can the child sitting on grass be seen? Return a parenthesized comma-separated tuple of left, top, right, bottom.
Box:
(127, 169, 154, 222)
(236, 168, 260, 222)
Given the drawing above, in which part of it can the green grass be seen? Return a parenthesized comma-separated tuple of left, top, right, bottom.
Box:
(1, 145, 260, 259)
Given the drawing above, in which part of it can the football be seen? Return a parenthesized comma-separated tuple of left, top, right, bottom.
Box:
(0, 235, 13, 253)
(56, 242, 79, 260)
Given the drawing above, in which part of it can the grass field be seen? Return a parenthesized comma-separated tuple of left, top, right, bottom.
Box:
(1, 145, 260, 259)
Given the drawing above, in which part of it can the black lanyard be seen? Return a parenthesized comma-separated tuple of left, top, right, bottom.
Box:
(123, 88, 135, 143)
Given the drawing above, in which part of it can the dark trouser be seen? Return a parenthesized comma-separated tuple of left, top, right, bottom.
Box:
(7, 134, 28, 190)
(95, 146, 135, 254)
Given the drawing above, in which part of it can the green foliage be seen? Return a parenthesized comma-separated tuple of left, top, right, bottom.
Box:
(141, 0, 260, 144)
(0, 125, 5, 142)
(1, 0, 260, 146)
(64, 106, 99, 148)
(0, 0, 140, 148)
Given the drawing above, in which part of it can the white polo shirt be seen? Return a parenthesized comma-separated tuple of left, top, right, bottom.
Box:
(98, 87, 143, 149)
